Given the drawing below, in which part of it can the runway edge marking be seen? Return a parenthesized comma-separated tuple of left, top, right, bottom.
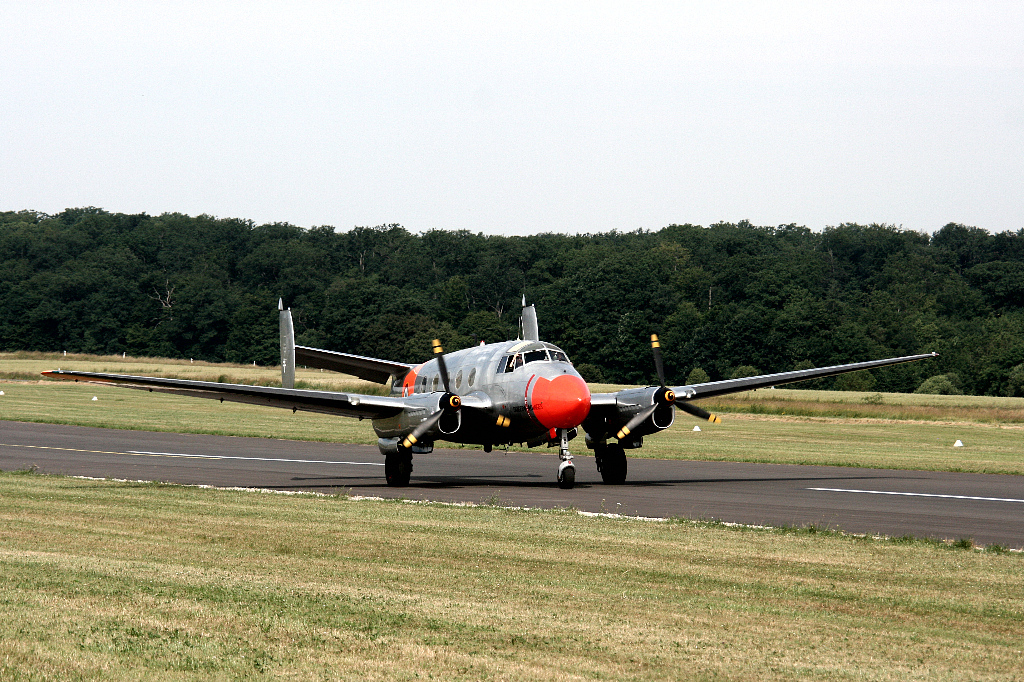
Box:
(809, 487, 1024, 504)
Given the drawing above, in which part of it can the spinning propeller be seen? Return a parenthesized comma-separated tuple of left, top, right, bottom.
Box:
(615, 334, 720, 440)
(402, 339, 461, 449)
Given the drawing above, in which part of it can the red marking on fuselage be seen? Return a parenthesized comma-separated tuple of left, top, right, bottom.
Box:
(401, 363, 426, 396)
(524, 374, 537, 422)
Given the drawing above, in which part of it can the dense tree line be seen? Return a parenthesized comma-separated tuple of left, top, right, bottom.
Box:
(2, 208, 1024, 395)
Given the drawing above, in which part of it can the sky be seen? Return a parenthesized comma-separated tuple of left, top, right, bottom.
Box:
(2, 1, 1022, 236)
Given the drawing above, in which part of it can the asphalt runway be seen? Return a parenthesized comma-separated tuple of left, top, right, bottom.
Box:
(3, 420, 1023, 548)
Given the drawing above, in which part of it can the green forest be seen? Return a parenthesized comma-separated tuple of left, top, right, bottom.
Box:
(2, 207, 1024, 395)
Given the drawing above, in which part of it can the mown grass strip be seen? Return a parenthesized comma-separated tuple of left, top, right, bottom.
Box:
(0, 472, 1021, 681)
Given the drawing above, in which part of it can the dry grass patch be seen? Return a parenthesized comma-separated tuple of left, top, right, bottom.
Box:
(0, 473, 1021, 680)
(2, 350, 388, 393)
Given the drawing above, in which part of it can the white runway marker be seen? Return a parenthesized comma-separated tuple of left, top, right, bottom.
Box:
(0, 442, 381, 466)
(808, 488, 1024, 503)
(127, 450, 384, 466)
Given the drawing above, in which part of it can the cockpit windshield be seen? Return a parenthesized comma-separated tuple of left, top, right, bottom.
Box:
(524, 349, 548, 364)
(498, 346, 572, 373)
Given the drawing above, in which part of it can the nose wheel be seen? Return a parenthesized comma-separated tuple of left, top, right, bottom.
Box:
(556, 428, 575, 489)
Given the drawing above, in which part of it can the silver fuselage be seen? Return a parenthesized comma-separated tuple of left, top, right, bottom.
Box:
(372, 339, 587, 447)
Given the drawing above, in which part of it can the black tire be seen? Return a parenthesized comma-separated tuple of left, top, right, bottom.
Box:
(557, 464, 576, 489)
(599, 444, 627, 484)
(385, 451, 413, 486)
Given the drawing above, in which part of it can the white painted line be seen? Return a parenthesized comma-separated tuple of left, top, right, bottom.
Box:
(127, 451, 384, 466)
(808, 488, 1024, 503)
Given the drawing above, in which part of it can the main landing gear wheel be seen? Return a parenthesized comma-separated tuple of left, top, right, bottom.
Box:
(385, 450, 412, 487)
(596, 444, 627, 484)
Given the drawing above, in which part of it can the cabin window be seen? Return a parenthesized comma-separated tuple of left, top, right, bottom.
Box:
(431, 376, 439, 391)
(550, 350, 569, 363)
(514, 354, 524, 369)
(468, 368, 476, 386)
(455, 370, 463, 389)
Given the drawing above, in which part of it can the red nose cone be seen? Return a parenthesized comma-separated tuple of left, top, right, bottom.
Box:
(530, 374, 591, 429)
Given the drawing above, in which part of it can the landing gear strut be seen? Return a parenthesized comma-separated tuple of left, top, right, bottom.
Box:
(556, 428, 575, 489)
(385, 448, 412, 487)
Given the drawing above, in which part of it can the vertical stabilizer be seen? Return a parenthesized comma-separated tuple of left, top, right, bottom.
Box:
(279, 299, 295, 389)
(521, 299, 539, 341)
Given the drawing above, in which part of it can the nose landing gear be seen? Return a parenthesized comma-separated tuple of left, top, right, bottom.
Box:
(556, 428, 575, 489)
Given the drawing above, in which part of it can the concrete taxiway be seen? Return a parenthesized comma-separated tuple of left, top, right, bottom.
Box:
(2, 420, 1022, 548)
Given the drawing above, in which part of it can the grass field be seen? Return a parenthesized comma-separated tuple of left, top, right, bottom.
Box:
(3, 352, 1024, 475)
(1, 472, 1020, 681)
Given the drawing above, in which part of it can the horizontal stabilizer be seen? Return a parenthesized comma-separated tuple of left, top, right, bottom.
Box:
(295, 346, 414, 384)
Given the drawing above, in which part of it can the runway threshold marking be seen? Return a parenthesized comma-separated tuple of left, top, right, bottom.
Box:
(808, 488, 1024, 503)
(0, 442, 382, 467)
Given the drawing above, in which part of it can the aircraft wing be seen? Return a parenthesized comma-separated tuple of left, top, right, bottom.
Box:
(671, 352, 938, 400)
(41, 370, 407, 420)
(294, 345, 415, 384)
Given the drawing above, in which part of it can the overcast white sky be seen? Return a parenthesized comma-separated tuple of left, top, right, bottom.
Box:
(2, 1, 1022, 235)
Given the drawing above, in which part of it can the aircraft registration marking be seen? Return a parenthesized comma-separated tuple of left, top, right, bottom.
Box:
(0, 442, 382, 466)
(808, 487, 1024, 503)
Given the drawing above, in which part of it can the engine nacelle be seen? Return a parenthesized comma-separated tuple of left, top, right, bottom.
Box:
(378, 437, 433, 455)
(603, 386, 676, 443)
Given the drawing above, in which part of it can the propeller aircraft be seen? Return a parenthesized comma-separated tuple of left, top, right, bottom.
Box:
(44, 299, 937, 489)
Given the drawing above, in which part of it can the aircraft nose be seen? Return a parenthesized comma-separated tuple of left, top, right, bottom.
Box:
(529, 374, 591, 429)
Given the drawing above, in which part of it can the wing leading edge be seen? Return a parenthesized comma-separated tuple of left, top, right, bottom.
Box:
(41, 370, 407, 419)
(672, 352, 938, 401)
(588, 352, 938, 409)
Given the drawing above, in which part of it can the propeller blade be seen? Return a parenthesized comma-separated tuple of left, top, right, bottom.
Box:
(403, 338, 461, 449)
(401, 392, 462, 449)
(432, 339, 452, 393)
(647, 331, 720, 424)
(615, 403, 658, 440)
(651, 334, 666, 386)
(402, 408, 445, 449)
(676, 400, 721, 423)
